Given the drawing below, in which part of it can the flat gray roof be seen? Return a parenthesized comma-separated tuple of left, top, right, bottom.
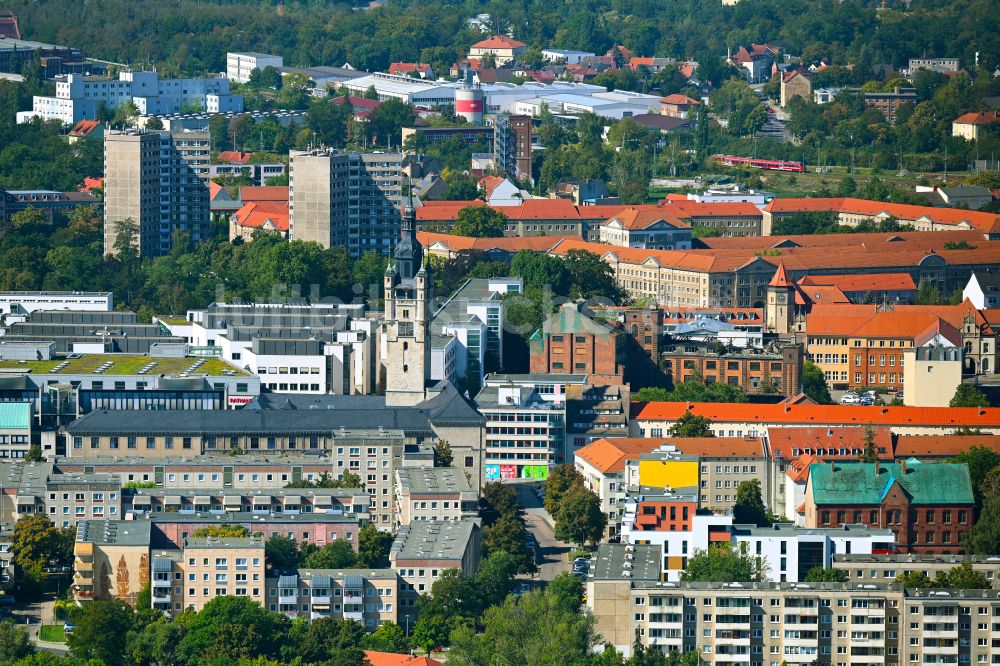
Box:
(76, 520, 151, 547)
(396, 467, 474, 496)
(391, 517, 479, 562)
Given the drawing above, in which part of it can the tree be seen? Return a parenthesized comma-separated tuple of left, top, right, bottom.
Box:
(367, 98, 415, 148)
(145, 115, 164, 130)
(111, 100, 140, 128)
(971, 495, 1000, 555)
(950, 384, 989, 408)
(434, 439, 454, 467)
(543, 464, 583, 516)
(733, 479, 770, 527)
(804, 566, 848, 582)
(681, 543, 767, 583)
(479, 53, 497, 70)
(10, 515, 66, 573)
(67, 599, 134, 666)
(303, 540, 357, 569)
(357, 523, 394, 568)
(483, 512, 534, 574)
(937, 562, 991, 589)
(476, 551, 518, 608)
(510, 251, 570, 294)
(479, 481, 522, 526)
(670, 410, 714, 437)
(24, 443, 42, 462)
(554, 484, 606, 546)
(452, 206, 506, 238)
(563, 249, 621, 301)
(546, 572, 584, 614)
(0, 620, 34, 664)
(410, 612, 453, 655)
(177, 596, 289, 663)
(265, 534, 300, 570)
(306, 97, 350, 147)
(895, 570, 936, 588)
(352, 251, 389, 302)
(859, 426, 880, 463)
(297, 618, 366, 664)
(802, 360, 833, 404)
(949, 446, 1000, 507)
(361, 621, 410, 654)
(190, 525, 250, 539)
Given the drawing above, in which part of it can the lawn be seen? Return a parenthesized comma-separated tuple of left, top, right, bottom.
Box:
(38, 624, 68, 643)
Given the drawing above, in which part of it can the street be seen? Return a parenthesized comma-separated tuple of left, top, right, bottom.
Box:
(8, 596, 70, 654)
(514, 482, 571, 586)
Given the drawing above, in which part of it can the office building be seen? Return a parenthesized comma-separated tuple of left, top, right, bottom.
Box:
(104, 129, 211, 257)
(226, 52, 284, 84)
(288, 149, 403, 257)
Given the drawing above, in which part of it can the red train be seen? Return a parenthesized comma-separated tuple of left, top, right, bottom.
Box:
(712, 154, 805, 172)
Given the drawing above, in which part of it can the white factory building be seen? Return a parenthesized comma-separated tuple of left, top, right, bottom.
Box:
(341, 75, 657, 120)
(18, 71, 243, 125)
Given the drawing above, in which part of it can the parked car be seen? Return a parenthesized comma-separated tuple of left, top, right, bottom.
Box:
(841, 393, 860, 404)
(859, 396, 876, 406)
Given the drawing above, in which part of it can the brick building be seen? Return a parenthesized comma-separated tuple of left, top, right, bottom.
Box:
(803, 461, 975, 554)
(529, 303, 625, 380)
(659, 339, 803, 397)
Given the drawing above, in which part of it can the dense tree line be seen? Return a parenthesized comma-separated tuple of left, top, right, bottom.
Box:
(6, 0, 998, 79)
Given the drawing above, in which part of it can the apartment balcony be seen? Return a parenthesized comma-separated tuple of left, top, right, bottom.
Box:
(848, 657, 885, 666)
(715, 616, 752, 631)
(922, 645, 959, 656)
(782, 636, 820, 648)
(344, 609, 364, 622)
(278, 592, 297, 605)
(310, 610, 332, 621)
(152, 590, 172, 604)
(783, 653, 820, 664)
(344, 591, 363, 604)
(311, 594, 331, 604)
(922, 626, 959, 639)
(713, 655, 751, 666)
(649, 636, 683, 650)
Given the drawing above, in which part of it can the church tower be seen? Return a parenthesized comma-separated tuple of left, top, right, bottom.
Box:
(383, 190, 431, 406)
(766, 262, 795, 335)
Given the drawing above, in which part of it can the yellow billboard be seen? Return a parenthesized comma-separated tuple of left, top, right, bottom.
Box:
(638, 459, 699, 489)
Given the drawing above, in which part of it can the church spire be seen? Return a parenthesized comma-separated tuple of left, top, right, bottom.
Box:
(392, 178, 423, 281)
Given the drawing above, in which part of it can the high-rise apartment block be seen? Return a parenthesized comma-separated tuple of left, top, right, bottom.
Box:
(288, 150, 403, 257)
(104, 129, 211, 257)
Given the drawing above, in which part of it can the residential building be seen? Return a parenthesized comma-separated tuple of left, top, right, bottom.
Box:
(208, 160, 286, 187)
(529, 303, 625, 380)
(780, 70, 811, 108)
(20, 71, 242, 125)
(599, 207, 693, 250)
(151, 533, 266, 612)
(4, 460, 122, 528)
(468, 36, 527, 66)
(564, 382, 630, 453)
(761, 198, 1000, 237)
(0, 403, 31, 459)
(963, 270, 1000, 309)
(587, 547, 1000, 661)
(541, 49, 595, 64)
(862, 87, 917, 122)
(803, 461, 975, 554)
(478, 176, 528, 206)
(729, 44, 780, 83)
(390, 518, 481, 620)
(554, 178, 612, 205)
(229, 201, 289, 241)
(631, 402, 1000, 438)
(393, 467, 477, 527)
(833, 553, 1000, 589)
(104, 129, 212, 257)
(659, 94, 701, 119)
(908, 58, 960, 73)
(72, 519, 151, 604)
(0, 189, 100, 225)
(266, 568, 400, 626)
(227, 52, 284, 84)
(902, 347, 963, 407)
(952, 111, 1000, 141)
(288, 149, 403, 257)
(388, 63, 433, 79)
(493, 113, 533, 182)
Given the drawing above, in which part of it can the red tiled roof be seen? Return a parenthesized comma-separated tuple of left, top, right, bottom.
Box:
(633, 402, 1000, 428)
(79, 177, 104, 193)
(218, 151, 253, 164)
(494, 199, 590, 221)
(795, 284, 849, 306)
(413, 200, 486, 222)
(478, 176, 507, 199)
(798, 273, 917, 292)
(605, 207, 690, 230)
(767, 426, 894, 460)
(232, 201, 289, 232)
(699, 229, 985, 250)
(417, 231, 570, 254)
(68, 120, 101, 137)
(663, 200, 761, 218)
(763, 197, 1000, 234)
(471, 35, 527, 49)
(238, 186, 288, 203)
(954, 111, 1000, 126)
(894, 435, 1000, 458)
(576, 437, 764, 473)
(786, 454, 818, 483)
(769, 262, 791, 287)
(661, 94, 701, 106)
(363, 651, 444, 666)
(389, 62, 432, 75)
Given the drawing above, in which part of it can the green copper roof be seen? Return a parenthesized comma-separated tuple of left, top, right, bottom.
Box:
(809, 462, 973, 506)
(0, 401, 31, 430)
